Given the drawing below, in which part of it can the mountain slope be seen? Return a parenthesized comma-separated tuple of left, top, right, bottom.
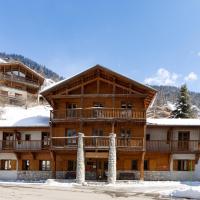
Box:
(0, 52, 63, 81)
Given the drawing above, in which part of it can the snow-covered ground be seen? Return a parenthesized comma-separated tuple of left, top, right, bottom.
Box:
(0, 180, 199, 199)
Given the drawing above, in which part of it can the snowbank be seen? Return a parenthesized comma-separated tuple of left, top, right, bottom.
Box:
(170, 187, 200, 199)
(0, 105, 50, 127)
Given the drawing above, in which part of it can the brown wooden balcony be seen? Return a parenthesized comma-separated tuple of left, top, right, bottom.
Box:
(50, 108, 146, 122)
(0, 73, 40, 88)
(0, 140, 50, 151)
(51, 136, 144, 151)
(146, 140, 200, 153)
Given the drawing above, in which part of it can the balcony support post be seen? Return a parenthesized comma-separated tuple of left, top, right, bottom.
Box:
(169, 154, 173, 171)
(108, 133, 116, 184)
(140, 151, 145, 180)
(76, 132, 85, 184)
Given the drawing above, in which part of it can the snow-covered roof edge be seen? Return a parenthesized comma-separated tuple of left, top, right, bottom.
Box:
(147, 118, 200, 126)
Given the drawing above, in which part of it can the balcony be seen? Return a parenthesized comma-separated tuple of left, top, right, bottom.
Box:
(50, 108, 146, 122)
(51, 136, 144, 151)
(146, 140, 200, 153)
(0, 73, 40, 89)
(0, 140, 50, 151)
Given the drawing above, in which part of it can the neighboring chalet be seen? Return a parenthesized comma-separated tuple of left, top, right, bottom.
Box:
(0, 65, 200, 182)
(0, 61, 45, 105)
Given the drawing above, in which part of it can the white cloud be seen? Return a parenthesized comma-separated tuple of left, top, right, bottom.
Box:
(184, 72, 198, 81)
(197, 52, 200, 57)
(144, 68, 179, 86)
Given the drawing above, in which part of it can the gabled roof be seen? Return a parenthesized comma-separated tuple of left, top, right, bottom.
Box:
(41, 64, 157, 108)
(0, 61, 45, 84)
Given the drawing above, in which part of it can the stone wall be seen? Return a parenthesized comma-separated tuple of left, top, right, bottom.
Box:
(17, 171, 52, 181)
(117, 170, 200, 181)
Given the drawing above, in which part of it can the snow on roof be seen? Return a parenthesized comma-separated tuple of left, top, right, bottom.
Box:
(0, 58, 7, 63)
(147, 118, 200, 126)
(0, 105, 50, 127)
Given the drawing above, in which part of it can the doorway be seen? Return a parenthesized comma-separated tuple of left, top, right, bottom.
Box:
(85, 159, 108, 180)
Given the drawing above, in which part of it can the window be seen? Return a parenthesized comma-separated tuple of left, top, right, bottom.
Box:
(22, 160, 30, 170)
(93, 103, 104, 117)
(144, 160, 149, 170)
(120, 129, 131, 138)
(15, 93, 23, 98)
(146, 134, 150, 141)
(0, 90, 8, 96)
(25, 134, 31, 141)
(66, 129, 77, 145)
(67, 160, 76, 171)
(0, 160, 12, 170)
(131, 160, 138, 170)
(66, 103, 77, 117)
(39, 160, 51, 171)
(121, 101, 132, 109)
(177, 160, 188, 171)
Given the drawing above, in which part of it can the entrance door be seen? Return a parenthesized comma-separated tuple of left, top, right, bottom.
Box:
(85, 159, 108, 180)
(178, 131, 190, 150)
(3, 132, 14, 149)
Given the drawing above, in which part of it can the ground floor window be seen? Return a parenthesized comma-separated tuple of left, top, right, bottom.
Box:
(144, 160, 149, 170)
(39, 160, 51, 171)
(131, 160, 138, 170)
(0, 160, 13, 170)
(22, 160, 30, 170)
(67, 160, 76, 171)
(174, 160, 194, 171)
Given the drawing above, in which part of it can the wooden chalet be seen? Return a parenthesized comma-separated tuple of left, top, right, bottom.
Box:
(0, 61, 44, 105)
(41, 64, 157, 181)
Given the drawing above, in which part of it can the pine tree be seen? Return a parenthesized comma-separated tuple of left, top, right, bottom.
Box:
(171, 84, 194, 118)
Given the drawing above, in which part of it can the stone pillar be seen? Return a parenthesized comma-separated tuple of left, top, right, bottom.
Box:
(76, 132, 85, 184)
(108, 133, 116, 184)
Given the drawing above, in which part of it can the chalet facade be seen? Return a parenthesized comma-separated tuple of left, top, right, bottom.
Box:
(0, 61, 44, 106)
(0, 65, 200, 182)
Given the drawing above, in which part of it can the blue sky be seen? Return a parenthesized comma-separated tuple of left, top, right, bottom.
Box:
(1, 0, 200, 91)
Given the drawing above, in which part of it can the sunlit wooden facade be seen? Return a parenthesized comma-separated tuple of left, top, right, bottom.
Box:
(0, 61, 44, 105)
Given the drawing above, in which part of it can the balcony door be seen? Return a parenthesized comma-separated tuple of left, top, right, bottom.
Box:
(92, 129, 103, 146)
(66, 103, 77, 118)
(65, 129, 77, 145)
(121, 102, 132, 118)
(93, 103, 104, 118)
(42, 132, 50, 148)
(3, 132, 14, 149)
(178, 131, 190, 150)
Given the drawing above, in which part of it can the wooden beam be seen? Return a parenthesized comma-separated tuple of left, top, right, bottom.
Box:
(140, 151, 145, 180)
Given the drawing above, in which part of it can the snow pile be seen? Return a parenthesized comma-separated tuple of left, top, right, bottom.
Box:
(170, 187, 200, 199)
(147, 118, 200, 126)
(0, 105, 50, 127)
(45, 179, 75, 187)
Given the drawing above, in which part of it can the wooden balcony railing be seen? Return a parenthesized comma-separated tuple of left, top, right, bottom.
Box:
(117, 137, 144, 151)
(0, 73, 40, 88)
(50, 108, 146, 121)
(51, 137, 78, 150)
(146, 140, 200, 153)
(84, 136, 110, 149)
(51, 136, 144, 151)
(0, 140, 50, 151)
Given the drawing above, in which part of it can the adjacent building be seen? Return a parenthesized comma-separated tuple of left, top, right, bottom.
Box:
(0, 61, 45, 105)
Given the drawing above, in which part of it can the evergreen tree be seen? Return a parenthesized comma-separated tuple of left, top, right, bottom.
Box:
(171, 84, 194, 118)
